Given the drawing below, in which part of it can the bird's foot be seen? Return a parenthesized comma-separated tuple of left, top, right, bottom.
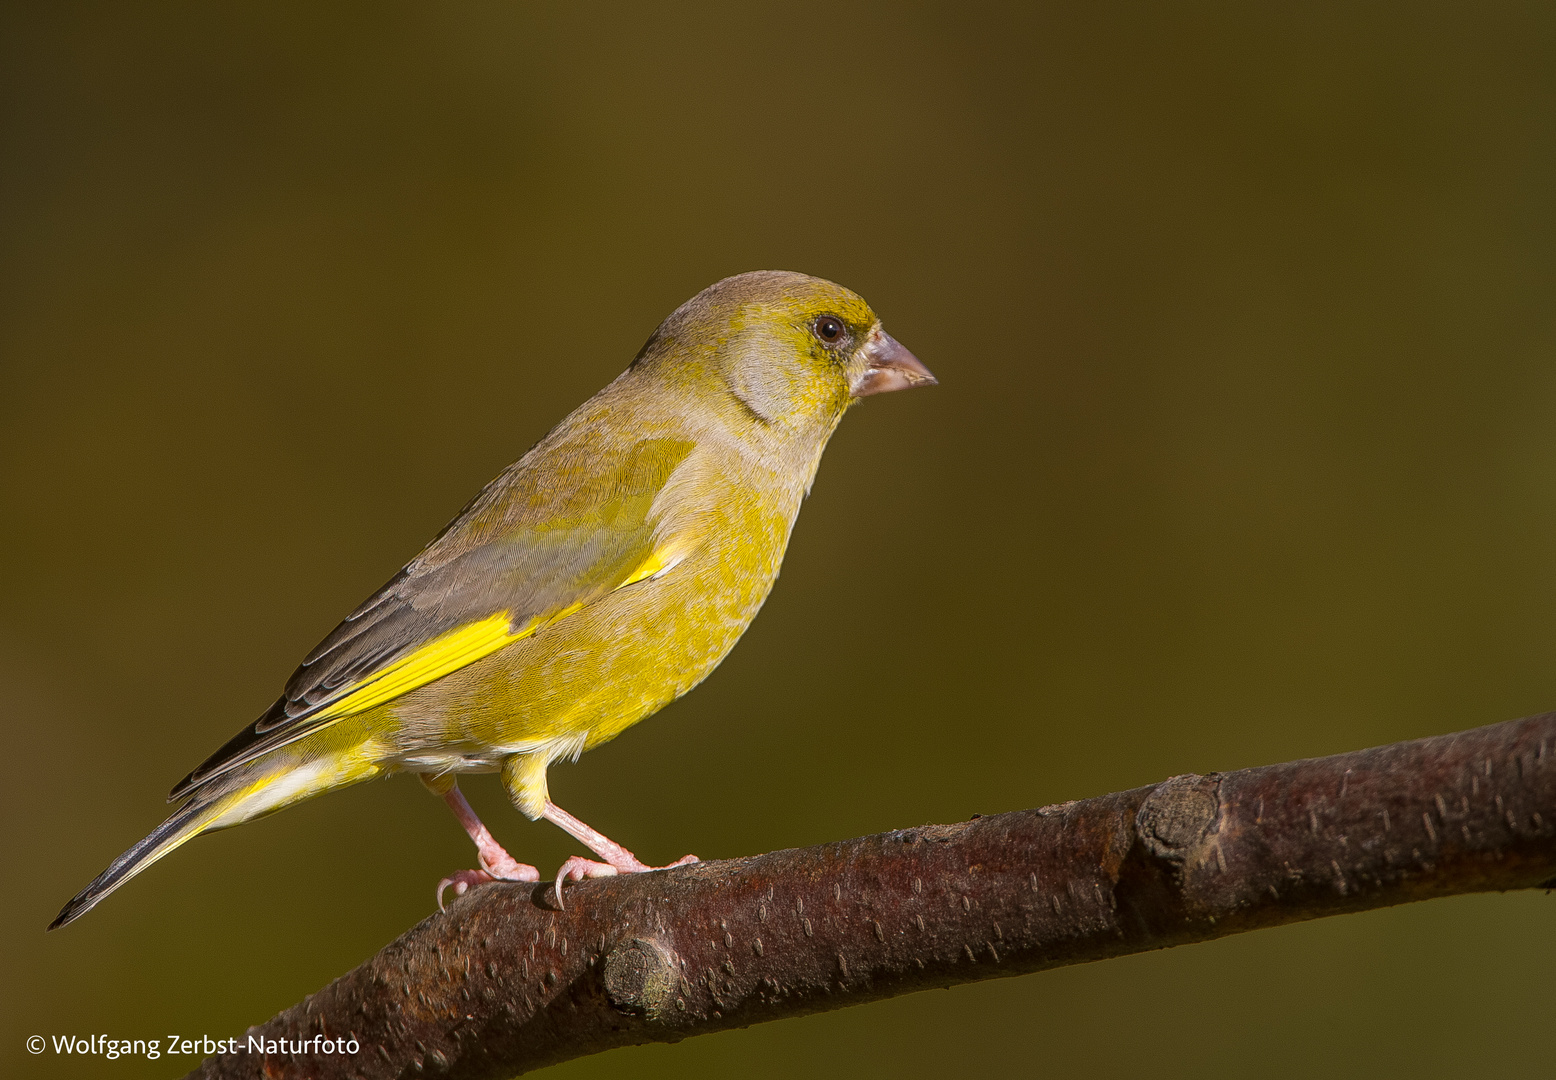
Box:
(436, 852, 539, 912)
(537, 799, 698, 908)
(551, 852, 698, 909)
(434, 781, 540, 911)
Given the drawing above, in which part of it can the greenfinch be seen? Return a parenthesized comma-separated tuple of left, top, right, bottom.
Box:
(51, 270, 934, 929)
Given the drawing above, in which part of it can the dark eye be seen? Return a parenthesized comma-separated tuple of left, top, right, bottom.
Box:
(813, 315, 845, 344)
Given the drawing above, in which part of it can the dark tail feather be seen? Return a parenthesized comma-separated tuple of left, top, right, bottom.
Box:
(49, 796, 224, 930)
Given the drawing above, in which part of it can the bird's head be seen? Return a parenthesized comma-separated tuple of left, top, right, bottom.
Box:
(634, 270, 936, 435)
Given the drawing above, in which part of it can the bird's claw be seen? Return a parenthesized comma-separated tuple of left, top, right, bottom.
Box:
(550, 853, 699, 910)
(551, 856, 613, 910)
(436, 857, 540, 913)
(437, 869, 492, 912)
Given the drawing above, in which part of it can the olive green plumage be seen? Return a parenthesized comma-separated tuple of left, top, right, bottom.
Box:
(52, 270, 934, 929)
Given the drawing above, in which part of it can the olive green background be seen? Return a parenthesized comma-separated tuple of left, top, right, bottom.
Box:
(4, 3, 1554, 1077)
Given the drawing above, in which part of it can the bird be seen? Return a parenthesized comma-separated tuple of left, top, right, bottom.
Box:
(50, 269, 935, 929)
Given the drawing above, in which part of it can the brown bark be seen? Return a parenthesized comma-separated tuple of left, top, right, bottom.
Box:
(191, 713, 1556, 1079)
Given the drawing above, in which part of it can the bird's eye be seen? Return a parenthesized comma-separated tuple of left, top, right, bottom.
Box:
(813, 315, 845, 344)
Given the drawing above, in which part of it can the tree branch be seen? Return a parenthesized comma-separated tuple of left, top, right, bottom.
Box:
(191, 713, 1556, 1079)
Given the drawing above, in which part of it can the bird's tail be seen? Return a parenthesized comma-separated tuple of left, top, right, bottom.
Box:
(49, 791, 234, 930)
(52, 727, 388, 929)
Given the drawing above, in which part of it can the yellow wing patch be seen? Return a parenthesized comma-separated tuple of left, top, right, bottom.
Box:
(619, 544, 690, 588)
(312, 612, 541, 721)
(309, 544, 686, 723)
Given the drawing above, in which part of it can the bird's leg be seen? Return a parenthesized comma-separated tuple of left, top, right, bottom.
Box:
(542, 800, 697, 909)
(419, 774, 538, 911)
(498, 753, 696, 907)
(443, 786, 540, 882)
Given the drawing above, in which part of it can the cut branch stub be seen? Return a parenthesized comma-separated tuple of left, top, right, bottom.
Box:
(602, 937, 682, 1022)
(1136, 772, 1222, 863)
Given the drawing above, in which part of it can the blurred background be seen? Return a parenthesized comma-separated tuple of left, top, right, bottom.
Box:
(4, 3, 1554, 1077)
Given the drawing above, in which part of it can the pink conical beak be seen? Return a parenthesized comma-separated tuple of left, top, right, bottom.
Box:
(851, 330, 937, 398)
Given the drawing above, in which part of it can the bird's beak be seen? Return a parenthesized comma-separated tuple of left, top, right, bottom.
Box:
(851, 330, 937, 398)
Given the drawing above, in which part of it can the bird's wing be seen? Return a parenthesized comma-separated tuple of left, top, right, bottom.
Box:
(170, 435, 700, 800)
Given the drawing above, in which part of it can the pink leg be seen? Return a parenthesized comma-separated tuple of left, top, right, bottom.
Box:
(437, 786, 539, 912)
(543, 800, 697, 908)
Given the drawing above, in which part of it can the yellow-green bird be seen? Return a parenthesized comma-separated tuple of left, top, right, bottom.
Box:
(50, 270, 934, 929)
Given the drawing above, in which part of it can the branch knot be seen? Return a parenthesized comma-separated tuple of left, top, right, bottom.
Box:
(1136, 773, 1222, 863)
(602, 937, 681, 1022)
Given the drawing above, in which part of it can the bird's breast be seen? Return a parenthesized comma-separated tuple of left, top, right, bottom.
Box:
(390, 473, 800, 759)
